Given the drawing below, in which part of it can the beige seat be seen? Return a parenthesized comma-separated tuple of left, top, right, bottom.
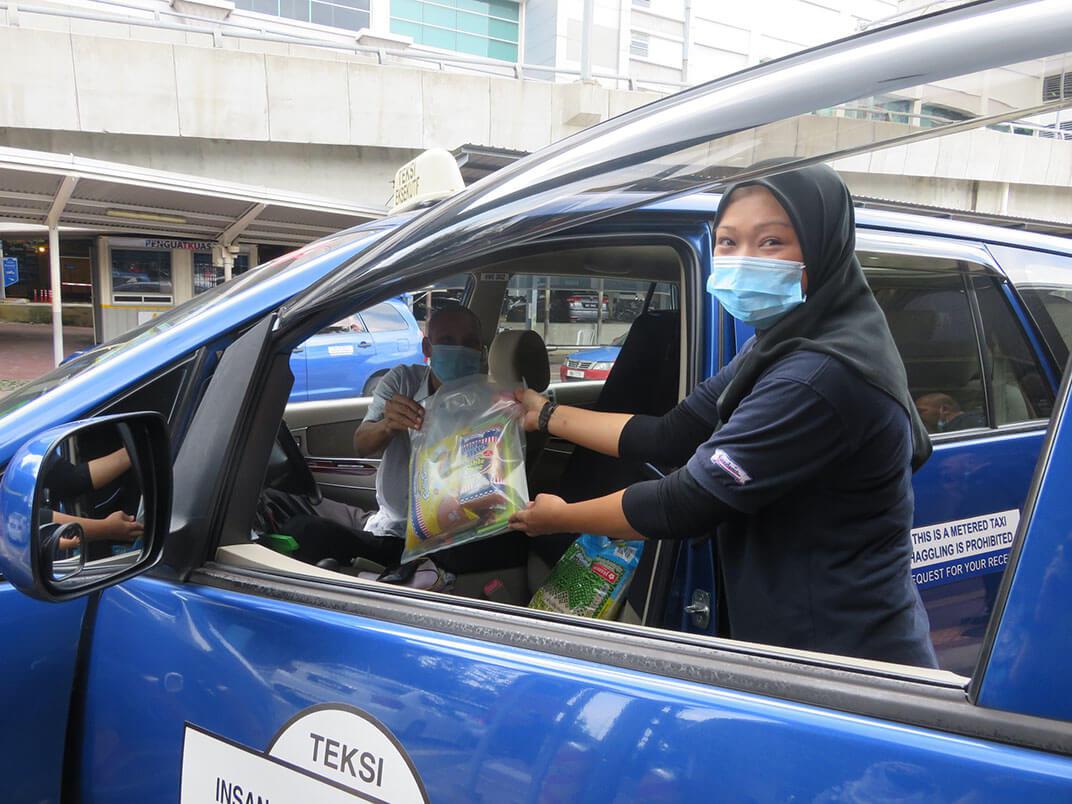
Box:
(489, 329, 551, 474)
(488, 329, 551, 392)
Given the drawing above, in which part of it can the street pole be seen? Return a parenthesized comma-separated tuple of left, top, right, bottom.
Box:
(581, 0, 594, 81)
(49, 223, 63, 366)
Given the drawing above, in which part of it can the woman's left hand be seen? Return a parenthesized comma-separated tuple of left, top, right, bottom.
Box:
(509, 494, 568, 536)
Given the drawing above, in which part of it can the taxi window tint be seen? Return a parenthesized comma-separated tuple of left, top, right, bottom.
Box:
(972, 277, 1054, 424)
(988, 244, 1072, 374)
(866, 267, 985, 434)
(361, 303, 409, 333)
(102, 359, 192, 425)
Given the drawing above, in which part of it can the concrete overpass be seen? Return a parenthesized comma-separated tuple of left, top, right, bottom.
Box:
(0, 2, 1069, 231)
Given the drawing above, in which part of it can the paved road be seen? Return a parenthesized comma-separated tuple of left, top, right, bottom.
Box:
(0, 322, 95, 396)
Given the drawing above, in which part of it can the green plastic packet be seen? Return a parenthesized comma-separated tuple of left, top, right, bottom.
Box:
(529, 535, 644, 620)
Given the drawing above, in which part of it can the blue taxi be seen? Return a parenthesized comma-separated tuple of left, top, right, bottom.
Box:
(1, 2, 1071, 800)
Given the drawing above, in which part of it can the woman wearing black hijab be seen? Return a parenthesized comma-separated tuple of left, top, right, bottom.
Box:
(510, 163, 938, 668)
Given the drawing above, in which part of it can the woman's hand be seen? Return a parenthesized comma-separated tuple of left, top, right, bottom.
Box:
(509, 493, 568, 536)
(100, 510, 144, 542)
(514, 388, 549, 433)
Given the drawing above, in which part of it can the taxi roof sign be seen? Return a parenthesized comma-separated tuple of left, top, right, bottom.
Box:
(390, 149, 465, 214)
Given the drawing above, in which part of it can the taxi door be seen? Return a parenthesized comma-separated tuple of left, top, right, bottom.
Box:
(66, 288, 1072, 803)
(0, 592, 87, 803)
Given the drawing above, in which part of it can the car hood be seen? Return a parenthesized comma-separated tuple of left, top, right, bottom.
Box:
(567, 346, 621, 363)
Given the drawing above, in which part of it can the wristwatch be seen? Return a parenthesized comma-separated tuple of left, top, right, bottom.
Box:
(538, 400, 558, 434)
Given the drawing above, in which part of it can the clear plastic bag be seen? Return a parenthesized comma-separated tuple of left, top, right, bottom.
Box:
(403, 375, 528, 563)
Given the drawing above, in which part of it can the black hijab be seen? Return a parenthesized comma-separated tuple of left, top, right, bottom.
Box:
(714, 163, 932, 471)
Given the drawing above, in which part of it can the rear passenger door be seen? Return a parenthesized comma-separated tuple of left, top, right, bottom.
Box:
(860, 241, 1055, 675)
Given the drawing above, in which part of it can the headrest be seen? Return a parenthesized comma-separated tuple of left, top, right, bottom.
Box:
(489, 329, 550, 392)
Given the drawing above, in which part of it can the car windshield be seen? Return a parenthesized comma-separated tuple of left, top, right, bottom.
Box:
(0, 229, 378, 418)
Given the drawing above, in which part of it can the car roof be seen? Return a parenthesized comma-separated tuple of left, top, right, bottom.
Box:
(645, 192, 1072, 257)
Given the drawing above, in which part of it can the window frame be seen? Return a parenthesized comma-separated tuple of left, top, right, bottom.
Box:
(857, 231, 1054, 444)
(194, 227, 702, 600)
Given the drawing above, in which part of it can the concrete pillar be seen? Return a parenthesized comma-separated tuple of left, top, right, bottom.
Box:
(171, 250, 194, 305)
(49, 224, 63, 366)
(580, 0, 594, 81)
(368, 0, 391, 33)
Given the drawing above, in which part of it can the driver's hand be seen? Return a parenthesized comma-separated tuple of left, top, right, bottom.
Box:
(384, 394, 424, 432)
(514, 388, 549, 433)
(101, 510, 144, 542)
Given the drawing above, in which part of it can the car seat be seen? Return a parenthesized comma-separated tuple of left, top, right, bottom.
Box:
(489, 328, 551, 470)
(529, 310, 681, 618)
(558, 309, 680, 501)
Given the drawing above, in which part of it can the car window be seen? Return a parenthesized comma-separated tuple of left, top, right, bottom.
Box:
(498, 274, 677, 382)
(319, 314, 367, 335)
(866, 265, 986, 434)
(972, 276, 1054, 424)
(360, 303, 410, 333)
(866, 259, 1055, 433)
(988, 244, 1072, 374)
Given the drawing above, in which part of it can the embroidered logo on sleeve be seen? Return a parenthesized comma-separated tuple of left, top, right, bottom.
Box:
(711, 448, 751, 485)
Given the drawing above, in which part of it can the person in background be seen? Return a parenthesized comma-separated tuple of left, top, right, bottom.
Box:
(510, 163, 938, 668)
(915, 392, 985, 433)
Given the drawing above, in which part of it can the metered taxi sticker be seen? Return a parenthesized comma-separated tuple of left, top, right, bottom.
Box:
(180, 704, 429, 804)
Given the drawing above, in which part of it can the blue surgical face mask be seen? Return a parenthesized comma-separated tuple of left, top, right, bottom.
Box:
(430, 344, 483, 383)
(706, 255, 806, 329)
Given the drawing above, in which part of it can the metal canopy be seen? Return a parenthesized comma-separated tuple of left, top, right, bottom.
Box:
(0, 145, 384, 366)
(0, 146, 383, 246)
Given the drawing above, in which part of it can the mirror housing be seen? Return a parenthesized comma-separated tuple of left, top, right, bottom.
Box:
(0, 412, 172, 602)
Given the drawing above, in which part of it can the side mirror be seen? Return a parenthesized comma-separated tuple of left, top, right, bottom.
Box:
(0, 412, 172, 602)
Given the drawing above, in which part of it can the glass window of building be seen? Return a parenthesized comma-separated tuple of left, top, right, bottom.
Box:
(193, 253, 251, 295)
(111, 249, 173, 303)
(391, 0, 520, 62)
(234, 0, 370, 32)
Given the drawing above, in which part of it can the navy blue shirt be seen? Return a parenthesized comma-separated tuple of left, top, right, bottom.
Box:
(622, 344, 937, 667)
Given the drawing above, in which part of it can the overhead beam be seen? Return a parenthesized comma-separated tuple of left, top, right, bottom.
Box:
(46, 175, 79, 227)
(219, 202, 267, 247)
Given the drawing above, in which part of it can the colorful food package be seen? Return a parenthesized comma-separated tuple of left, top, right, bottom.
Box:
(403, 375, 528, 563)
(529, 535, 644, 620)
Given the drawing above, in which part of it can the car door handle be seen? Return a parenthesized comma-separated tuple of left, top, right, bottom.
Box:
(357, 340, 373, 348)
(293, 347, 304, 353)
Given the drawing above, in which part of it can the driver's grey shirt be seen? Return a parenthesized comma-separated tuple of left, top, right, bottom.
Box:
(360, 364, 432, 539)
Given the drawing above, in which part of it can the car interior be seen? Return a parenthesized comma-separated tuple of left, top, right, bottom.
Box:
(215, 241, 694, 627)
(209, 236, 1055, 644)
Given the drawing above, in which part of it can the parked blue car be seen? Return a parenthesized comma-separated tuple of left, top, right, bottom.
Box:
(290, 297, 424, 402)
(1, 4, 1072, 801)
